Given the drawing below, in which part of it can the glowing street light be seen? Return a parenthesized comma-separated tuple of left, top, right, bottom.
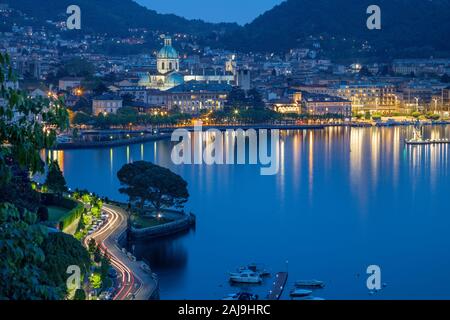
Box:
(74, 87, 83, 96)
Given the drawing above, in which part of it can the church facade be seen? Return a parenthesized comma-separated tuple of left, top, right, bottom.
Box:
(138, 37, 184, 91)
(139, 36, 234, 91)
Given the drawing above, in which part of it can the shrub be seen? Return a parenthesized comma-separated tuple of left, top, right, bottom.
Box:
(89, 273, 102, 290)
(59, 202, 84, 231)
(74, 289, 86, 300)
(412, 111, 422, 118)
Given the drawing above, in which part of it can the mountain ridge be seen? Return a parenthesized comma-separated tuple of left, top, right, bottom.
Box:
(3, 0, 240, 35)
(221, 0, 450, 57)
(4, 0, 450, 59)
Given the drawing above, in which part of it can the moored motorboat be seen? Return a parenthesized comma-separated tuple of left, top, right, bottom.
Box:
(295, 280, 325, 288)
(229, 270, 262, 284)
(290, 289, 313, 297)
(294, 296, 325, 301)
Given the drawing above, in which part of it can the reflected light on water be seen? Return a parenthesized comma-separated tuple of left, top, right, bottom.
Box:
(109, 148, 114, 177)
(308, 131, 314, 205)
(39, 126, 450, 299)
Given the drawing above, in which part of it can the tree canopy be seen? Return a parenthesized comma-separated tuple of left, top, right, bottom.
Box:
(57, 57, 95, 79)
(117, 161, 189, 211)
(41, 232, 91, 294)
(0, 53, 69, 185)
(0, 203, 59, 299)
(0, 53, 88, 300)
(45, 161, 68, 195)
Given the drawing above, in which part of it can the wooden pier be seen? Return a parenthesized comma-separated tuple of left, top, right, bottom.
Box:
(267, 272, 288, 300)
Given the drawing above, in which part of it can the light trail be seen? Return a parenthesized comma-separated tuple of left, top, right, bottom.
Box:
(83, 205, 141, 300)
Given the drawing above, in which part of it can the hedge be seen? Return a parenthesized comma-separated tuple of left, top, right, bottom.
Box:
(58, 202, 84, 231)
(41, 193, 84, 231)
(41, 193, 77, 209)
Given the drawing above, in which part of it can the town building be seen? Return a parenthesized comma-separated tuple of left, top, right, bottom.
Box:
(270, 91, 351, 117)
(392, 59, 450, 76)
(58, 77, 83, 91)
(333, 83, 398, 113)
(165, 81, 232, 114)
(302, 93, 352, 118)
(271, 92, 303, 114)
(116, 86, 148, 103)
(236, 69, 251, 91)
(92, 94, 123, 115)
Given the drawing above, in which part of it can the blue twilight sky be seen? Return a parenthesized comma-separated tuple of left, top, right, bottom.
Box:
(136, 0, 284, 25)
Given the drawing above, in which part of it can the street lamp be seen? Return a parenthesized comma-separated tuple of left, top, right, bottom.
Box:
(75, 88, 83, 96)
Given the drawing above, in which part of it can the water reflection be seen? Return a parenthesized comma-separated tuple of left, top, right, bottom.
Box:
(43, 126, 450, 299)
(130, 232, 190, 271)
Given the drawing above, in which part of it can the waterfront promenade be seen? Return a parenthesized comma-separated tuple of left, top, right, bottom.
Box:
(54, 133, 171, 150)
(86, 204, 159, 300)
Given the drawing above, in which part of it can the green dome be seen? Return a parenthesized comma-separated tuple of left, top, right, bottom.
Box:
(158, 42, 179, 59)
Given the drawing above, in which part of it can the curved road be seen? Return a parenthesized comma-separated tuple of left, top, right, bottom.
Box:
(85, 204, 156, 300)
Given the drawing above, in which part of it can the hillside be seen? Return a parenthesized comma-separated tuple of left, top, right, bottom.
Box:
(4, 0, 450, 59)
(219, 0, 450, 58)
(4, 0, 239, 36)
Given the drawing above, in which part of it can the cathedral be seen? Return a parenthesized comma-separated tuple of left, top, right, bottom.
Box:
(138, 37, 184, 91)
(139, 36, 235, 91)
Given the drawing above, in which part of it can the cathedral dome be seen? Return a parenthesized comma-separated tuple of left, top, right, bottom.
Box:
(157, 37, 179, 59)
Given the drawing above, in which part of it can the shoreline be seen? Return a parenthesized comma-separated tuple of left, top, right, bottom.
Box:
(52, 122, 450, 150)
(53, 133, 172, 150)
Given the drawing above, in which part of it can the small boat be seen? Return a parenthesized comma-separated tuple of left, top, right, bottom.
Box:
(296, 296, 325, 301)
(295, 280, 325, 288)
(238, 263, 270, 277)
(223, 292, 259, 300)
(229, 270, 262, 284)
(290, 289, 313, 297)
(56, 135, 72, 143)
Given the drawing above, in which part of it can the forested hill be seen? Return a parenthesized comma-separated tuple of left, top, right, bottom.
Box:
(4, 0, 239, 35)
(217, 0, 450, 58)
(5, 0, 450, 58)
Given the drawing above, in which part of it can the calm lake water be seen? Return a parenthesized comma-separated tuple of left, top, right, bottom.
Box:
(45, 126, 450, 300)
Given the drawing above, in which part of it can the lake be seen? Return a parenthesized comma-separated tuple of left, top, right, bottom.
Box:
(44, 126, 450, 300)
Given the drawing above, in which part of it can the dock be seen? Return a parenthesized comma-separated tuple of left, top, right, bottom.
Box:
(405, 139, 450, 145)
(267, 272, 288, 300)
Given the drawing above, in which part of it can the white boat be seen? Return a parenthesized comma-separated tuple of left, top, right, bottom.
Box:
(290, 289, 313, 297)
(294, 296, 325, 301)
(229, 270, 262, 284)
(238, 263, 270, 277)
(295, 280, 325, 288)
(56, 135, 72, 143)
